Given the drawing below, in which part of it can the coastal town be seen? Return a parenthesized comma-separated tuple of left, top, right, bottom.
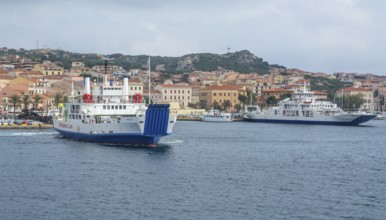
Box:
(1, 47, 385, 123)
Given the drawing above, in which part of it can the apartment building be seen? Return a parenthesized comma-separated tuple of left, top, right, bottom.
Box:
(199, 85, 244, 111)
(154, 84, 192, 107)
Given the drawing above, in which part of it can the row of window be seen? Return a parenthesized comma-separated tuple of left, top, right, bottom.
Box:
(213, 93, 236, 97)
(103, 88, 122, 90)
(215, 99, 237, 103)
(164, 90, 190, 94)
(282, 110, 314, 117)
(102, 87, 142, 91)
(200, 92, 239, 96)
(164, 96, 190, 100)
(69, 114, 82, 120)
(103, 105, 127, 110)
(45, 71, 61, 75)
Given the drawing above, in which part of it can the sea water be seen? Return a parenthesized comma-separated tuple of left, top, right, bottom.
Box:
(0, 120, 385, 219)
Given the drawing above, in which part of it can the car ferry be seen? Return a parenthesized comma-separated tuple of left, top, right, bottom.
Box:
(53, 77, 176, 146)
(243, 87, 376, 126)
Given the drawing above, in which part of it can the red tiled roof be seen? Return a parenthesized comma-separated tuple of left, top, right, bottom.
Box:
(0, 75, 13, 80)
(0, 69, 9, 74)
(314, 90, 327, 95)
(128, 79, 141, 83)
(159, 84, 192, 88)
(200, 85, 242, 91)
(343, 87, 371, 92)
(19, 71, 43, 76)
(262, 89, 293, 93)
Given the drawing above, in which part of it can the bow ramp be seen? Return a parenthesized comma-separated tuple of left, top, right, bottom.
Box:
(144, 104, 170, 136)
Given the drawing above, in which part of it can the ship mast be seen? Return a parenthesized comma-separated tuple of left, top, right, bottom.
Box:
(148, 57, 151, 105)
(71, 80, 74, 103)
(104, 59, 108, 86)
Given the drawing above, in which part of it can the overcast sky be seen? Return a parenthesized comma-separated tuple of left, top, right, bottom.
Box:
(1, 0, 385, 75)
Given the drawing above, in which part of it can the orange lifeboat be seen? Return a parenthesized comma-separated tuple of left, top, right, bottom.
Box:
(83, 94, 92, 103)
(133, 93, 143, 103)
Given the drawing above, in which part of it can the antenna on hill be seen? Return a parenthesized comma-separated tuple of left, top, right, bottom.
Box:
(227, 47, 230, 53)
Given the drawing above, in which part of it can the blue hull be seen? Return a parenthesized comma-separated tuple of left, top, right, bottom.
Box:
(56, 129, 164, 146)
(244, 115, 376, 126)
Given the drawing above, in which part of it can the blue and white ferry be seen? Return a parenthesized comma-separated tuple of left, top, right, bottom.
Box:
(53, 77, 176, 146)
(243, 87, 376, 126)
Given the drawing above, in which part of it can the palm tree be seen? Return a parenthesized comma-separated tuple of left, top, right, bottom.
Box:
(222, 100, 232, 112)
(9, 94, 21, 122)
(238, 94, 247, 108)
(212, 100, 222, 111)
(62, 95, 69, 103)
(22, 94, 31, 114)
(53, 93, 63, 107)
(33, 94, 43, 111)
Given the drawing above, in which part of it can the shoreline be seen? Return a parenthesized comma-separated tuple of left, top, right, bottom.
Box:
(0, 124, 53, 129)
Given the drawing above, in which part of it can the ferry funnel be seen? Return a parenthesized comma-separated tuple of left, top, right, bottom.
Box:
(84, 77, 91, 94)
(123, 77, 129, 96)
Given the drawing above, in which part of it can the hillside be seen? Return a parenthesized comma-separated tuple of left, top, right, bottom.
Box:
(304, 75, 347, 99)
(0, 48, 285, 74)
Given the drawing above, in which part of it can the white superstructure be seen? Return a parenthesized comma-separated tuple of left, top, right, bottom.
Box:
(201, 109, 232, 122)
(243, 87, 375, 125)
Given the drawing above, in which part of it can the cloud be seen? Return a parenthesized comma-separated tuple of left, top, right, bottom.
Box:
(0, 0, 385, 74)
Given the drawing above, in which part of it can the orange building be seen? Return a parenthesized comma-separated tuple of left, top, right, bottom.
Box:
(199, 85, 245, 111)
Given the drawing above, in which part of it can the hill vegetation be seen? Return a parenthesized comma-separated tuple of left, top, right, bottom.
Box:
(304, 75, 347, 99)
(1, 48, 285, 75)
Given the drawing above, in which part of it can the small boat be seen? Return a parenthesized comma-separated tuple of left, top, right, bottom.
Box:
(201, 109, 232, 122)
(242, 87, 376, 126)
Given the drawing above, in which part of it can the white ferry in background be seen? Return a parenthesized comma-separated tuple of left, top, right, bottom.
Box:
(243, 87, 376, 126)
(201, 109, 232, 122)
(53, 77, 176, 146)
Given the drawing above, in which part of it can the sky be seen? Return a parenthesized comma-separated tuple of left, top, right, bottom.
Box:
(1, 0, 385, 75)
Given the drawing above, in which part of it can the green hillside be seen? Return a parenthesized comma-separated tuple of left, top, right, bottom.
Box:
(0, 48, 285, 74)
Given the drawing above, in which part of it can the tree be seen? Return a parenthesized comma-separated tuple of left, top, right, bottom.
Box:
(22, 94, 31, 113)
(199, 100, 207, 109)
(9, 94, 21, 122)
(266, 96, 277, 106)
(234, 103, 242, 112)
(212, 100, 221, 110)
(238, 94, 247, 108)
(222, 100, 232, 112)
(53, 93, 63, 107)
(187, 103, 196, 108)
(33, 94, 43, 110)
(342, 94, 365, 111)
(246, 90, 256, 105)
(62, 96, 69, 103)
(181, 74, 189, 83)
(279, 93, 292, 101)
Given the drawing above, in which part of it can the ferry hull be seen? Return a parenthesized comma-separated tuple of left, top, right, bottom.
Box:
(244, 115, 376, 126)
(55, 128, 164, 146)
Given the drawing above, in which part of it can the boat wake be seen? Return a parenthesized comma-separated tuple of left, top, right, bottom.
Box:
(159, 139, 184, 144)
(0, 131, 58, 137)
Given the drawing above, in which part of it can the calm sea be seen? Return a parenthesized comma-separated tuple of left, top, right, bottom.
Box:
(1, 120, 385, 220)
